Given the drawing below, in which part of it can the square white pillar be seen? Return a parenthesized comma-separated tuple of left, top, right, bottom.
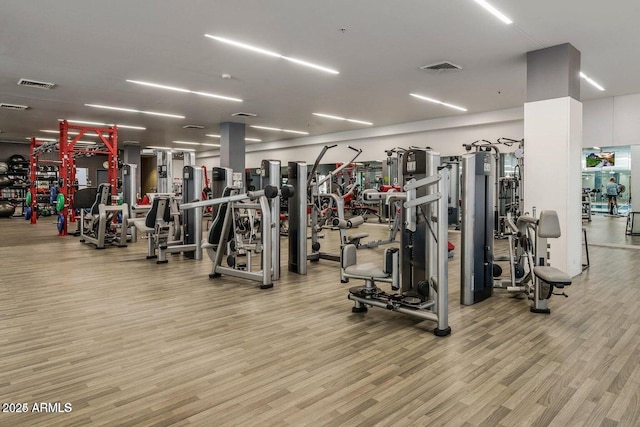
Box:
(524, 97, 583, 276)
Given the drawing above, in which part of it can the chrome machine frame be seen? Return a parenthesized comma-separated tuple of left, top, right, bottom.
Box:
(347, 149, 451, 336)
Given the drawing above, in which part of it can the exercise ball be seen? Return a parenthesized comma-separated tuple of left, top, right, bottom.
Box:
(0, 202, 15, 218)
(0, 175, 14, 188)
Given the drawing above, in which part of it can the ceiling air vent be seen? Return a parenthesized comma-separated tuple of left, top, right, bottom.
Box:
(0, 103, 29, 111)
(183, 124, 205, 129)
(419, 61, 462, 72)
(231, 112, 257, 118)
(17, 78, 56, 89)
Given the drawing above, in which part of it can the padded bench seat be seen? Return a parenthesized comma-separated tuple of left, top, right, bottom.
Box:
(533, 266, 572, 288)
(129, 217, 154, 233)
(344, 262, 388, 279)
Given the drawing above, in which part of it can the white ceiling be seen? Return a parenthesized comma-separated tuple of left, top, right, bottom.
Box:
(0, 1, 638, 151)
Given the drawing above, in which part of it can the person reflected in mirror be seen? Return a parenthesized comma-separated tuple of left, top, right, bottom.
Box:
(606, 177, 619, 215)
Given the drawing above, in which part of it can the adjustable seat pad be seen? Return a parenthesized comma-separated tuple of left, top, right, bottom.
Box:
(533, 266, 572, 287)
(344, 263, 388, 279)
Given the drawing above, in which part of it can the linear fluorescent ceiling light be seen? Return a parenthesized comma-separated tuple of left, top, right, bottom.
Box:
(40, 129, 104, 137)
(313, 113, 373, 126)
(27, 137, 57, 142)
(147, 146, 196, 152)
(85, 104, 185, 119)
(61, 119, 146, 130)
(250, 125, 309, 135)
(473, 0, 513, 24)
(205, 34, 339, 75)
(173, 141, 201, 145)
(206, 133, 262, 142)
(173, 141, 221, 148)
(593, 146, 601, 150)
(579, 72, 605, 91)
(126, 80, 242, 102)
(409, 93, 468, 112)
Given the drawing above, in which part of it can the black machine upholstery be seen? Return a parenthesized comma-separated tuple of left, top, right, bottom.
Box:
(207, 187, 235, 246)
(73, 187, 98, 210)
(145, 196, 171, 229)
(90, 183, 112, 215)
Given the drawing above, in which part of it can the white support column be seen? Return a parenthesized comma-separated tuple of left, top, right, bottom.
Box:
(524, 43, 582, 277)
(524, 98, 583, 276)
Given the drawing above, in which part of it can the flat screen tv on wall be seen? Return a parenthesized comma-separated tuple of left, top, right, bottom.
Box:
(586, 152, 615, 168)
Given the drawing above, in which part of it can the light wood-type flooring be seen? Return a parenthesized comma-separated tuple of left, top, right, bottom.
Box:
(1, 216, 639, 426)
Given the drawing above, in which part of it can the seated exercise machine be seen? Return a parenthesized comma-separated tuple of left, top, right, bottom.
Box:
(307, 145, 364, 262)
(129, 195, 173, 261)
(341, 149, 451, 336)
(156, 165, 204, 262)
(461, 149, 570, 313)
(78, 183, 129, 249)
(510, 210, 572, 313)
(181, 183, 294, 289)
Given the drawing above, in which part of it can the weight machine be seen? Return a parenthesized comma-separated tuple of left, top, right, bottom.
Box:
(260, 160, 283, 280)
(307, 145, 363, 262)
(342, 149, 451, 336)
(460, 151, 495, 305)
(78, 183, 129, 249)
(510, 210, 572, 313)
(155, 165, 204, 262)
(181, 184, 294, 288)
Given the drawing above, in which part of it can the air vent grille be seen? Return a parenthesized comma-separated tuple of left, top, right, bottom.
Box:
(231, 112, 257, 118)
(183, 125, 205, 129)
(17, 78, 56, 89)
(419, 61, 462, 72)
(0, 103, 29, 111)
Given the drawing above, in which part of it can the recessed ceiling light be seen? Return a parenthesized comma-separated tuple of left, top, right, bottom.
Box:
(85, 104, 185, 119)
(201, 143, 221, 147)
(410, 93, 468, 112)
(206, 134, 263, 142)
(173, 141, 201, 145)
(250, 125, 309, 135)
(313, 113, 373, 126)
(205, 34, 339, 75)
(579, 72, 605, 91)
(62, 119, 146, 130)
(147, 146, 172, 150)
(127, 80, 242, 102)
(473, 0, 513, 24)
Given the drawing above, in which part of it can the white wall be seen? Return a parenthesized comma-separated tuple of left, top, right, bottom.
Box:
(583, 93, 640, 148)
(197, 107, 524, 168)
